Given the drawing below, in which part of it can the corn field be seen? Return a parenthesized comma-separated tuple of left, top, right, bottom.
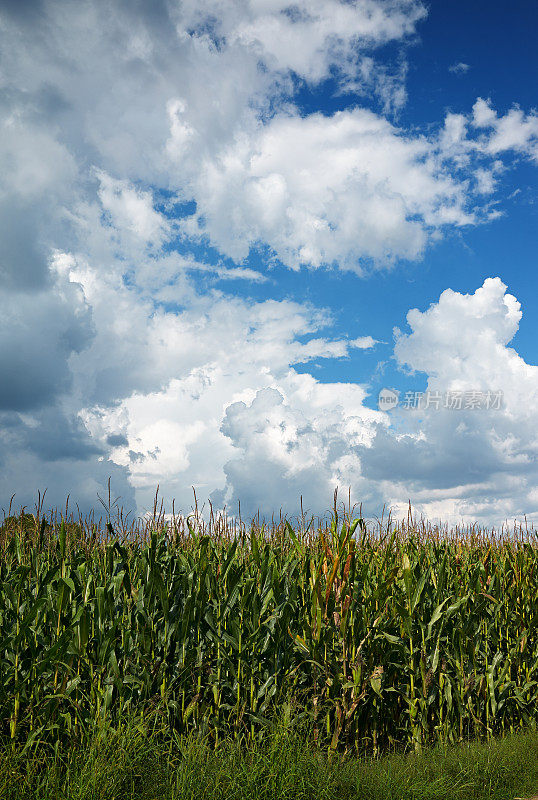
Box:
(1, 498, 537, 756)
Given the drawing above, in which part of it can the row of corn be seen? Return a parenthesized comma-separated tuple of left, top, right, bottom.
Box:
(0, 511, 537, 755)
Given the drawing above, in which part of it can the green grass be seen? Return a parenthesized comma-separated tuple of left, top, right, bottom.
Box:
(1, 713, 538, 800)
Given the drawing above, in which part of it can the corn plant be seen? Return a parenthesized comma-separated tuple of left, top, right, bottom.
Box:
(0, 503, 537, 755)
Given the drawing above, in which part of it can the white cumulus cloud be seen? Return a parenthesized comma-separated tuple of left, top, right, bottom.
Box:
(0, 0, 536, 526)
(361, 278, 538, 524)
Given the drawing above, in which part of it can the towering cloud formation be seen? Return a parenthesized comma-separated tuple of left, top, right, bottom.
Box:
(0, 1, 536, 523)
(362, 279, 538, 522)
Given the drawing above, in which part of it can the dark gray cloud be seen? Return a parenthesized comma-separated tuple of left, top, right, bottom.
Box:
(0, 202, 50, 290)
(359, 416, 508, 489)
(107, 433, 129, 447)
(0, 278, 94, 411)
(0, 0, 44, 21)
(23, 409, 102, 462)
(0, 455, 136, 519)
(0, 408, 135, 517)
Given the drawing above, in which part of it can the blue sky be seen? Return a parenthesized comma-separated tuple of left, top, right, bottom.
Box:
(155, 0, 538, 398)
(0, 0, 536, 525)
